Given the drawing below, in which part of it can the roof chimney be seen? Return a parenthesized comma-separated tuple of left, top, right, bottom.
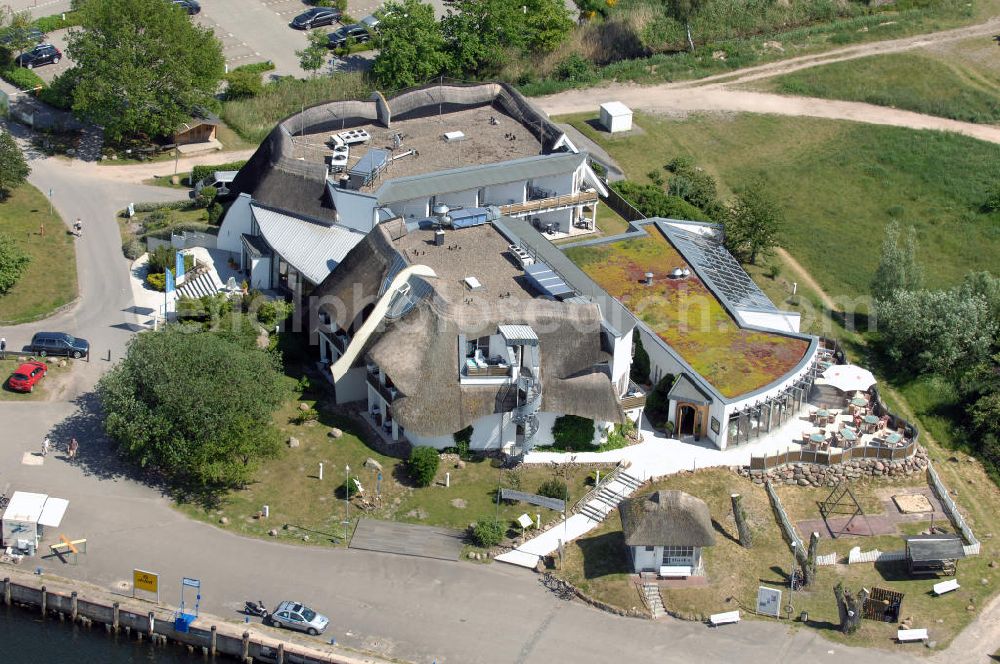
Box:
(644, 272, 654, 285)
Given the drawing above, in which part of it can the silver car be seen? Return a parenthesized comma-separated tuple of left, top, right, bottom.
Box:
(268, 601, 329, 635)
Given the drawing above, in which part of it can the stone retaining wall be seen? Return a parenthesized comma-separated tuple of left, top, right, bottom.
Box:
(738, 446, 930, 487)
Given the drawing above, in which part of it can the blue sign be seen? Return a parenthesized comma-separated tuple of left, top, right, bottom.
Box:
(165, 268, 175, 293)
(182, 577, 201, 588)
(175, 251, 185, 280)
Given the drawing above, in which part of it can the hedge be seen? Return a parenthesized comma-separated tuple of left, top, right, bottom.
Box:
(191, 160, 247, 184)
(0, 66, 45, 91)
(33, 11, 82, 33)
(229, 61, 275, 75)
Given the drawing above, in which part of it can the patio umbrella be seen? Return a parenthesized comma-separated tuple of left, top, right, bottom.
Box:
(821, 364, 876, 393)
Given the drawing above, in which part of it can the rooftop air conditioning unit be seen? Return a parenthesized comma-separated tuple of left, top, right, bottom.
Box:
(443, 131, 466, 143)
(644, 272, 654, 285)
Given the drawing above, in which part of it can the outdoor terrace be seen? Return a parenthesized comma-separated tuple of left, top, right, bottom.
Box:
(565, 228, 809, 399)
(292, 106, 543, 190)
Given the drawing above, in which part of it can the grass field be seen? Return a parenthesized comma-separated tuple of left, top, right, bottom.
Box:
(760, 48, 1000, 124)
(0, 358, 72, 402)
(177, 389, 609, 549)
(560, 112, 1000, 298)
(0, 184, 77, 324)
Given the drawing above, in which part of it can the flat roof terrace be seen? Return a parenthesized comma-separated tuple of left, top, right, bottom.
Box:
(292, 106, 544, 189)
(391, 223, 537, 307)
(565, 228, 810, 399)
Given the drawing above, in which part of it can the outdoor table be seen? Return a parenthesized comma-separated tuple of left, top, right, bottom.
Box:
(840, 429, 857, 442)
(810, 433, 825, 444)
(817, 409, 830, 418)
(885, 432, 902, 445)
(863, 414, 878, 433)
(850, 397, 867, 407)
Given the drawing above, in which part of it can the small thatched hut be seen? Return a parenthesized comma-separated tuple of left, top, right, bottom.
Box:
(619, 490, 715, 577)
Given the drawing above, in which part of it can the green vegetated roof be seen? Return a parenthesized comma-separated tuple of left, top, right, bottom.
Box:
(566, 229, 809, 399)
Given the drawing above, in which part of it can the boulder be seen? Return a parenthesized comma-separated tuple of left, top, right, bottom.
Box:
(287, 437, 300, 448)
(298, 402, 310, 411)
(328, 427, 343, 439)
(364, 457, 383, 471)
(468, 551, 477, 559)
(268, 529, 278, 537)
(219, 516, 229, 525)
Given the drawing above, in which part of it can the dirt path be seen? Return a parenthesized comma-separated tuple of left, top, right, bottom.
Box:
(776, 248, 837, 310)
(87, 148, 257, 184)
(535, 17, 1000, 145)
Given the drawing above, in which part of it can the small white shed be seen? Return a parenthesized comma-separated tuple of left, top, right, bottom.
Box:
(2, 491, 69, 555)
(599, 101, 633, 133)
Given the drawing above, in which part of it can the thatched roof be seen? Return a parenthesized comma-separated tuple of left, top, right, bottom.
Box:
(619, 491, 716, 548)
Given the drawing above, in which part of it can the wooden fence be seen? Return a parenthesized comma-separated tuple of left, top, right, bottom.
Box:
(749, 438, 918, 471)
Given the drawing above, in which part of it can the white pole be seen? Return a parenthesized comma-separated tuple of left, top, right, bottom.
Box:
(445, 472, 450, 488)
(536, 513, 540, 529)
(319, 462, 323, 481)
(595, 470, 600, 484)
(262, 505, 269, 519)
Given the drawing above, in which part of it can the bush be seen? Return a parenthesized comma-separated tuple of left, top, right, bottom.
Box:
(0, 233, 31, 294)
(38, 70, 77, 110)
(472, 519, 505, 548)
(147, 245, 194, 275)
(121, 236, 143, 260)
(224, 68, 263, 100)
(553, 53, 597, 84)
(256, 298, 293, 328)
(766, 263, 781, 279)
(0, 66, 45, 91)
(453, 425, 473, 459)
(645, 374, 675, 429)
(207, 202, 224, 224)
(408, 446, 440, 487)
(146, 271, 166, 291)
(191, 160, 247, 184)
(611, 181, 710, 222)
(33, 11, 82, 33)
(230, 61, 276, 75)
(630, 334, 650, 384)
(291, 407, 319, 424)
(983, 184, 1000, 213)
(550, 415, 595, 451)
(337, 473, 362, 499)
(196, 185, 217, 208)
(537, 478, 567, 500)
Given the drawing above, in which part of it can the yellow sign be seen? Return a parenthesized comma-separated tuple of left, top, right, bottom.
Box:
(133, 569, 159, 594)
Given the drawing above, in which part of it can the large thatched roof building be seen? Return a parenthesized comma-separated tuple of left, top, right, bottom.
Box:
(311, 213, 640, 455)
(619, 490, 715, 577)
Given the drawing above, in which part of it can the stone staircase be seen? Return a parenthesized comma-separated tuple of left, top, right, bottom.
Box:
(577, 469, 643, 523)
(642, 582, 666, 619)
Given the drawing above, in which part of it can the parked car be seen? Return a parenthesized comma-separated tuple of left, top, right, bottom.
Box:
(327, 24, 370, 48)
(27, 332, 89, 359)
(359, 14, 380, 32)
(7, 361, 47, 393)
(171, 0, 201, 14)
(0, 27, 45, 49)
(267, 601, 329, 635)
(290, 7, 341, 29)
(14, 44, 61, 69)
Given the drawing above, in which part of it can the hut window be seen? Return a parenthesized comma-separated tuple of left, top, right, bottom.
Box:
(644, 546, 655, 552)
(662, 546, 694, 564)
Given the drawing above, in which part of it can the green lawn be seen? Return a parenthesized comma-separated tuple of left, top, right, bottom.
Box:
(559, 112, 1000, 298)
(0, 184, 78, 324)
(759, 50, 1000, 124)
(177, 393, 609, 549)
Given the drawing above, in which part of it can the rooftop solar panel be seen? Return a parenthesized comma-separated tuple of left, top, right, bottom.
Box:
(525, 262, 575, 299)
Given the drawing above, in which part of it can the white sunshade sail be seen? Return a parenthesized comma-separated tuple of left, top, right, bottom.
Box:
(821, 364, 877, 393)
(38, 497, 69, 528)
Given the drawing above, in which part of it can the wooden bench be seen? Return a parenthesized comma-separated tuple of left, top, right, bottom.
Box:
(709, 611, 740, 626)
(659, 565, 693, 578)
(933, 579, 960, 596)
(897, 628, 928, 643)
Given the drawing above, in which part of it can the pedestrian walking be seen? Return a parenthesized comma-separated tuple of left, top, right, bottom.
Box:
(68, 438, 79, 459)
(0, 337, 6, 356)
(41, 436, 50, 457)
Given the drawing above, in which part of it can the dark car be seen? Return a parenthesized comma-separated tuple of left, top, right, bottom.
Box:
(290, 7, 341, 29)
(7, 361, 47, 393)
(172, 0, 201, 14)
(14, 44, 61, 69)
(0, 27, 45, 49)
(27, 332, 89, 359)
(327, 24, 370, 48)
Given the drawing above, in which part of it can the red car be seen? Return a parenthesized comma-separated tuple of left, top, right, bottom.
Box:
(7, 361, 47, 393)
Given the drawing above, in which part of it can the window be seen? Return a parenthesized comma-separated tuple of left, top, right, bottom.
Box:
(662, 546, 694, 565)
(645, 546, 655, 552)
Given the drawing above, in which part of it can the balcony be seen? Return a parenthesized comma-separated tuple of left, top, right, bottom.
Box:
(462, 356, 513, 379)
(619, 381, 647, 411)
(498, 190, 599, 218)
(367, 368, 398, 403)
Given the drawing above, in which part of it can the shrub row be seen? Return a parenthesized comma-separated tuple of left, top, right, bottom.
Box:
(191, 160, 247, 184)
(33, 11, 82, 34)
(0, 66, 44, 91)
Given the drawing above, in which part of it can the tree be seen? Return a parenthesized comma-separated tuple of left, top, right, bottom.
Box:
(662, 0, 707, 52)
(523, 0, 574, 53)
(472, 518, 504, 548)
(630, 333, 650, 385)
(610, 181, 710, 222)
(371, 0, 450, 90)
(551, 415, 596, 451)
(724, 181, 783, 265)
(66, 0, 225, 143)
(730, 493, 752, 549)
(876, 288, 996, 379)
(97, 322, 284, 491)
(870, 220, 922, 303)
(408, 446, 440, 487)
(833, 583, 867, 634)
(0, 233, 31, 294)
(296, 29, 328, 77)
(0, 10, 37, 58)
(0, 129, 29, 199)
(442, 0, 527, 79)
(538, 478, 568, 500)
(644, 374, 676, 430)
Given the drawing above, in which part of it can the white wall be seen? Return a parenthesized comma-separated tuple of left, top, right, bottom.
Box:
(405, 411, 608, 451)
(640, 327, 687, 387)
(334, 366, 367, 404)
(249, 256, 271, 290)
(437, 189, 478, 209)
(393, 198, 430, 219)
(630, 546, 659, 573)
(217, 193, 253, 254)
(532, 172, 574, 196)
(610, 327, 634, 395)
(737, 309, 801, 334)
(330, 188, 378, 232)
(483, 181, 526, 206)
